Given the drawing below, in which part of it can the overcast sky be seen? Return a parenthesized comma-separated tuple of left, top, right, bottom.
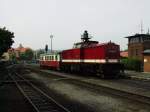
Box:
(1, 0, 150, 50)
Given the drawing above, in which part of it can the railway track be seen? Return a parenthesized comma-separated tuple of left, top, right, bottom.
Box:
(111, 79, 150, 90)
(6, 65, 150, 111)
(27, 67, 150, 105)
(9, 72, 71, 112)
(67, 79, 150, 105)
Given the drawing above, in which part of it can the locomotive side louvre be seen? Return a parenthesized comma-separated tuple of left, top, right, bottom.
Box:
(105, 42, 120, 61)
(61, 48, 81, 62)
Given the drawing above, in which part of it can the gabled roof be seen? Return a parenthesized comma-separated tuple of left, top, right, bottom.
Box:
(120, 51, 128, 57)
(15, 47, 30, 52)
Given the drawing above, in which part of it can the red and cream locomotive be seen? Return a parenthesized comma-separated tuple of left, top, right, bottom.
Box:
(40, 31, 123, 78)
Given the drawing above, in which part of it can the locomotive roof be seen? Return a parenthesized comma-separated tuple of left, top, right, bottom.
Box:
(73, 40, 98, 48)
(74, 41, 99, 45)
(73, 41, 118, 49)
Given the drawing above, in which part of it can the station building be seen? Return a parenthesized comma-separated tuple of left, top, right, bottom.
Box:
(126, 34, 150, 60)
(125, 33, 150, 72)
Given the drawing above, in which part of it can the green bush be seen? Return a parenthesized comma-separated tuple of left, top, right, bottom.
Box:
(121, 58, 142, 72)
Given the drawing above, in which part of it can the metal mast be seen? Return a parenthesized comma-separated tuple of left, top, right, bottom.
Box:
(50, 35, 53, 52)
(141, 20, 144, 34)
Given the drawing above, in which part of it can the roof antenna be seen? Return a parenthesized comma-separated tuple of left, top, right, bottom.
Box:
(140, 20, 144, 34)
(147, 28, 150, 34)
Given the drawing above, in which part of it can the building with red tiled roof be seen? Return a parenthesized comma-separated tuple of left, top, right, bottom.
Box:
(15, 44, 30, 52)
(8, 44, 31, 60)
(120, 51, 128, 58)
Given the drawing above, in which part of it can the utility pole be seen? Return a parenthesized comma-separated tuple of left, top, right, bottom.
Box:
(50, 35, 53, 52)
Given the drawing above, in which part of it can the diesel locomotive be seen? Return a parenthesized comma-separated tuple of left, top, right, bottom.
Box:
(40, 31, 123, 78)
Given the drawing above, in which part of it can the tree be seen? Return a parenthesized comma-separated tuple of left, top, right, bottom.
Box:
(20, 49, 34, 61)
(20, 53, 26, 60)
(121, 58, 142, 71)
(0, 27, 14, 57)
(25, 49, 34, 60)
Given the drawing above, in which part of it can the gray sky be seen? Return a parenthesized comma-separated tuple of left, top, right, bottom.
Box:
(1, 0, 150, 50)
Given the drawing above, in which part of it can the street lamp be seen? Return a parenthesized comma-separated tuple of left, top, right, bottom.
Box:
(50, 35, 53, 52)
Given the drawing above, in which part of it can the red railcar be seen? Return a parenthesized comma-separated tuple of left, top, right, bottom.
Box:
(40, 53, 60, 70)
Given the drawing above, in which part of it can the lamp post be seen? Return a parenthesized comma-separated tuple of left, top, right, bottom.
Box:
(50, 35, 53, 52)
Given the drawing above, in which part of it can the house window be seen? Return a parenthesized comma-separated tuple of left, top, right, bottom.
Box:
(135, 49, 138, 56)
(55, 55, 58, 61)
(131, 49, 134, 56)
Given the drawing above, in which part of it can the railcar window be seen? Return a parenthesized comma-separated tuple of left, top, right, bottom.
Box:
(55, 55, 58, 60)
(52, 56, 54, 60)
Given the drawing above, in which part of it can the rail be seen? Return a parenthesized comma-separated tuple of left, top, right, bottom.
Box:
(9, 72, 71, 112)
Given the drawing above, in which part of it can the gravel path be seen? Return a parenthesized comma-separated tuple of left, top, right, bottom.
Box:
(26, 72, 150, 112)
